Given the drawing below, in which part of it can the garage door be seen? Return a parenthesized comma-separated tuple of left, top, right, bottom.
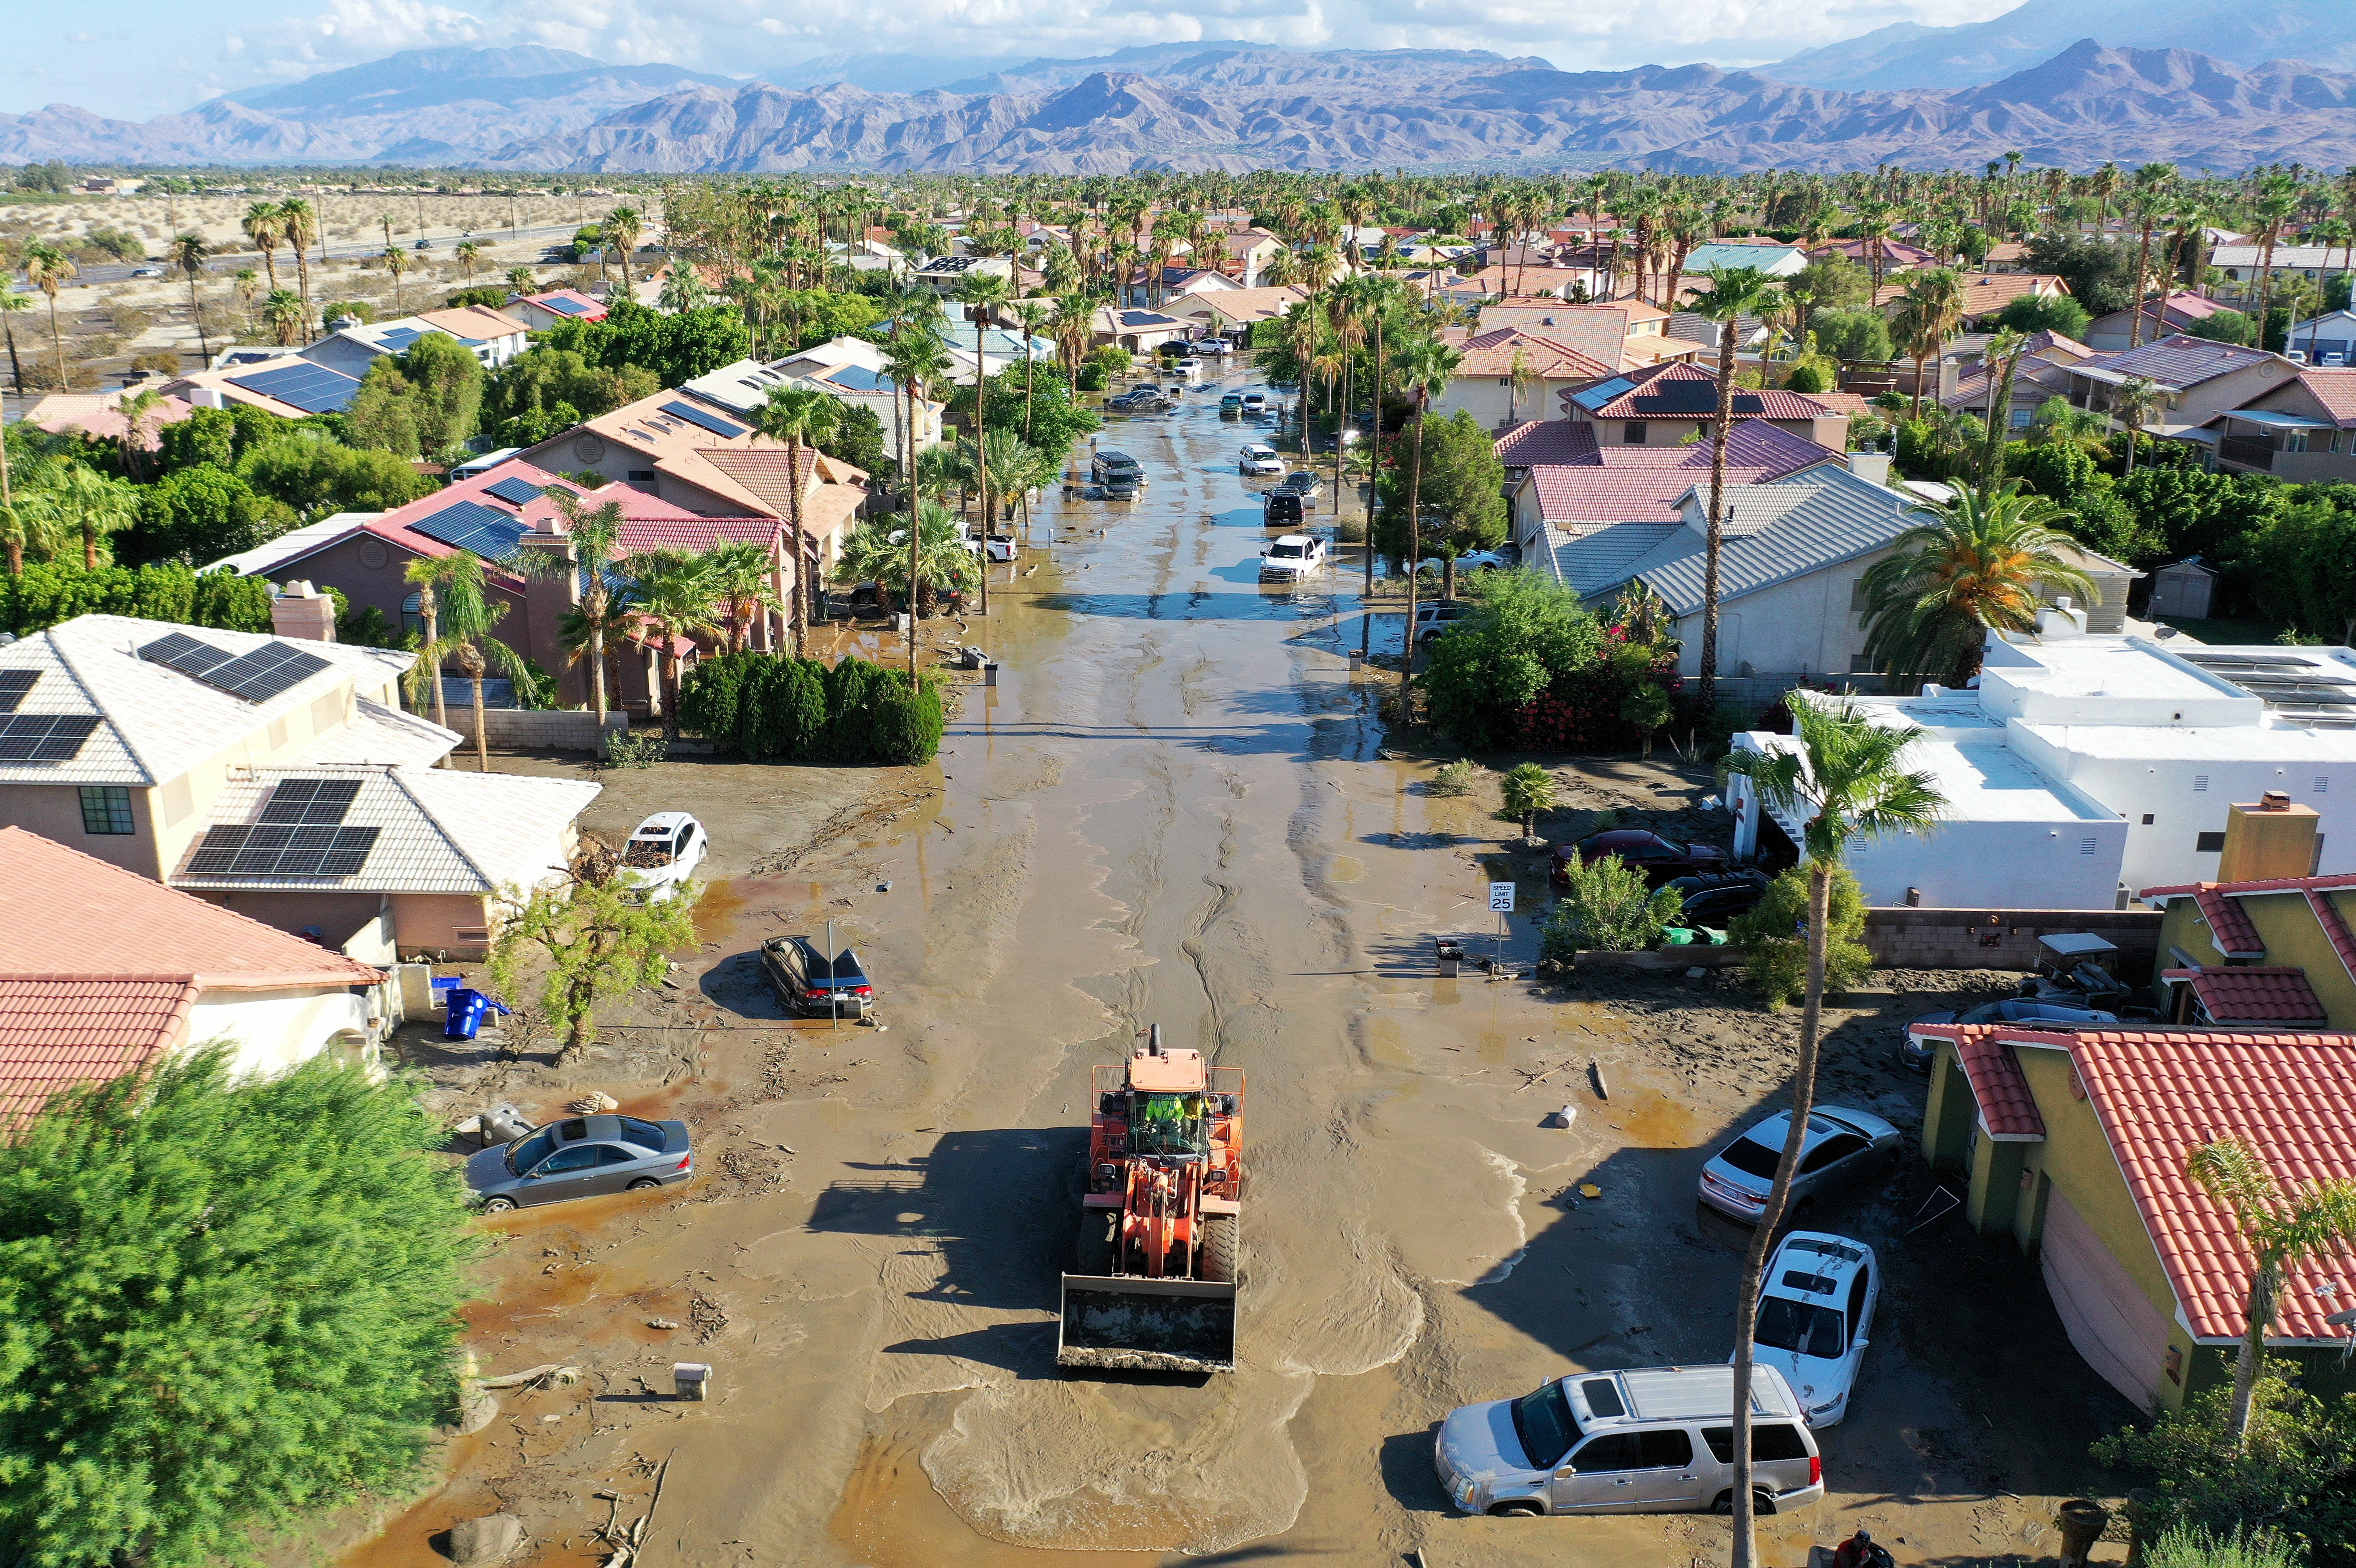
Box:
(2039, 1186, 2173, 1409)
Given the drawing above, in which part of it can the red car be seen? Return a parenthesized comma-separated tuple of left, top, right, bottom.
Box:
(1552, 829, 1728, 889)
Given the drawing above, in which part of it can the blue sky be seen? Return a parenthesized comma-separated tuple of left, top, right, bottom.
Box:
(5, 0, 2026, 120)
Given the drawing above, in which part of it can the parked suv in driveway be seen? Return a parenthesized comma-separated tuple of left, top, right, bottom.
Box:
(1898, 998, 2119, 1072)
(1434, 1364, 1823, 1517)
(467, 1113, 694, 1212)
(1552, 830, 1727, 889)
(1697, 1107, 1901, 1224)
(761, 935, 876, 1016)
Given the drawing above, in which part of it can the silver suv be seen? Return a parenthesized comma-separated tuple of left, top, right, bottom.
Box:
(1435, 1364, 1823, 1517)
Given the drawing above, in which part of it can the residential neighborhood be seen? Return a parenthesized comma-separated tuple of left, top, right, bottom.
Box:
(4, 148, 2356, 1568)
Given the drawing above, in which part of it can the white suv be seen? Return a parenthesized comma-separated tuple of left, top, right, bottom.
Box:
(1740, 1231, 1879, 1427)
(1259, 534, 1328, 580)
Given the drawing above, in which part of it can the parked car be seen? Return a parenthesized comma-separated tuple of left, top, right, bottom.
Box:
(1741, 1232, 1879, 1427)
(1263, 489, 1304, 527)
(1433, 1363, 1824, 1517)
(1238, 444, 1284, 475)
(966, 532, 1017, 563)
(1101, 473, 1142, 501)
(1898, 999, 2120, 1072)
(1552, 830, 1727, 889)
(1697, 1107, 1901, 1224)
(1455, 548, 1512, 572)
(467, 1113, 694, 1213)
(1221, 393, 1246, 415)
(1259, 534, 1329, 580)
(1283, 470, 1323, 498)
(618, 812, 706, 901)
(761, 935, 876, 1016)
(1412, 600, 1477, 645)
(1241, 392, 1267, 414)
(413, 238, 434, 250)
(128, 266, 163, 278)
(1093, 450, 1144, 485)
(1667, 870, 1771, 926)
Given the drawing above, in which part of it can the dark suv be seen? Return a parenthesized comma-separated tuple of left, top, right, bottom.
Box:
(1552, 830, 1728, 889)
(761, 935, 876, 1016)
(1263, 489, 1304, 527)
(1093, 450, 1144, 484)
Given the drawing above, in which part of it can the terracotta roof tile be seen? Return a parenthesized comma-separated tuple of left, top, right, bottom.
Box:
(1571, 361, 1850, 422)
(2306, 891, 2356, 985)
(2301, 369, 2356, 429)
(2068, 1029, 2356, 1343)
(0, 977, 194, 1126)
(2196, 886, 2268, 956)
(1454, 326, 1613, 380)
(1912, 1024, 2046, 1137)
(1495, 420, 1600, 466)
(2162, 966, 2329, 1024)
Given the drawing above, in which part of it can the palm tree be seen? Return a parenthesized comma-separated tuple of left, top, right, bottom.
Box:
(506, 266, 536, 296)
(2250, 178, 2300, 347)
(1977, 327, 2031, 481)
(21, 463, 140, 569)
(403, 553, 469, 734)
(750, 385, 841, 655)
(2112, 374, 2166, 476)
(658, 268, 707, 313)
(1716, 699, 1944, 1568)
(702, 539, 782, 653)
(2185, 1135, 2356, 1444)
(455, 239, 483, 282)
(2123, 166, 2177, 349)
(954, 272, 1012, 606)
(832, 502, 980, 614)
(404, 552, 533, 773)
(1012, 300, 1052, 438)
(515, 489, 627, 725)
(1891, 268, 1966, 419)
(0, 287, 32, 392)
(277, 198, 318, 340)
(264, 289, 307, 348)
(605, 207, 644, 289)
(115, 387, 165, 480)
(1682, 266, 1782, 710)
(243, 202, 285, 293)
(625, 548, 720, 744)
(166, 233, 211, 367)
(23, 242, 76, 385)
(1859, 484, 2098, 687)
(382, 246, 408, 314)
(1392, 335, 1462, 717)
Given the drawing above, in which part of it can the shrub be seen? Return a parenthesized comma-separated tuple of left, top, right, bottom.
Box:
(1730, 864, 1870, 1010)
(602, 729, 667, 769)
(0, 561, 273, 637)
(1541, 850, 1681, 960)
(1428, 760, 1476, 796)
(1501, 761, 1556, 833)
(751, 657, 830, 761)
(869, 670, 946, 765)
(1784, 363, 1828, 394)
(2141, 1525, 2306, 1568)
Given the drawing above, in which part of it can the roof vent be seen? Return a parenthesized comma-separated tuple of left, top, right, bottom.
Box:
(2261, 790, 2292, 811)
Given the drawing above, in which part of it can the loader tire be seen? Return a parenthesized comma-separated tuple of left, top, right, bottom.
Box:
(1076, 1211, 1116, 1275)
(1201, 1215, 1240, 1283)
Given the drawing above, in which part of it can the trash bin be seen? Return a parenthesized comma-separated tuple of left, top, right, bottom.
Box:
(1435, 938, 1466, 978)
(672, 1362, 711, 1401)
(2058, 1499, 2110, 1568)
(443, 989, 511, 1041)
(430, 974, 461, 1011)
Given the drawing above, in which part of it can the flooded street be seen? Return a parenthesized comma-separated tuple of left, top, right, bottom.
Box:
(352, 372, 2131, 1568)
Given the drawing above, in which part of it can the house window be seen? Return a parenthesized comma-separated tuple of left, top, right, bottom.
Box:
(401, 591, 424, 638)
(1850, 654, 1875, 672)
(2010, 407, 2033, 428)
(1850, 581, 1871, 612)
(1623, 422, 1647, 444)
(79, 786, 134, 835)
(2197, 831, 2227, 853)
(1499, 377, 1513, 386)
(628, 469, 657, 481)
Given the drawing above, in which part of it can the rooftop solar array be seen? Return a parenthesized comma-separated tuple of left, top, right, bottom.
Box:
(662, 400, 748, 440)
(409, 499, 528, 560)
(1632, 380, 1763, 415)
(183, 822, 382, 880)
(0, 712, 100, 763)
(259, 777, 362, 825)
(138, 632, 332, 703)
(541, 295, 593, 316)
(1570, 376, 1637, 412)
(484, 475, 548, 507)
(0, 671, 38, 714)
(376, 327, 425, 352)
(226, 360, 363, 415)
(2179, 651, 2356, 726)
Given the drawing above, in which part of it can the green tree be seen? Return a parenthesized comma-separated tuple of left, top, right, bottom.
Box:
(238, 436, 433, 517)
(1997, 294, 2092, 340)
(1420, 571, 1605, 750)
(1500, 761, 1556, 837)
(1540, 850, 1680, 960)
(489, 864, 699, 1065)
(133, 463, 271, 565)
(349, 334, 484, 458)
(514, 489, 625, 726)
(749, 386, 840, 654)
(0, 1044, 475, 1568)
(1684, 266, 1784, 707)
(1717, 700, 1942, 1568)
(2092, 1369, 2356, 1561)
(1728, 863, 1870, 1008)
(833, 503, 979, 615)
(1807, 307, 1892, 367)
(2185, 1135, 2356, 1442)
(406, 551, 532, 771)
(1374, 409, 1505, 599)
(626, 548, 721, 744)
(23, 241, 77, 385)
(18, 463, 141, 570)
(2187, 309, 2257, 346)
(2119, 465, 2285, 564)
(2235, 489, 2356, 640)
(1860, 485, 2098, 686)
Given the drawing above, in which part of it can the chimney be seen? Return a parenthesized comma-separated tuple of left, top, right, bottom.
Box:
(1936, 355, 1960, 404)
(2217, 795, 2321, 882)
(1847, 451, 1892, 486)
(270, 580, 337, 643)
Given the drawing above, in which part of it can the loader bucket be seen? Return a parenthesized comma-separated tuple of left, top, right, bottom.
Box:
(1056, 1274, 1238, 1373)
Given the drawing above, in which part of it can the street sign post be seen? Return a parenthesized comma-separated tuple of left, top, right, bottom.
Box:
(1488, 882, 1515, 976)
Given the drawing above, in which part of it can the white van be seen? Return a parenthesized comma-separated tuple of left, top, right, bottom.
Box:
(1434, 1364, 1824, 1517)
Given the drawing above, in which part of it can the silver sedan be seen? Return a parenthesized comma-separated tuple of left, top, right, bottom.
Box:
(466, 1113, 694, 1212)
(1697, 1107, 1901, 1225)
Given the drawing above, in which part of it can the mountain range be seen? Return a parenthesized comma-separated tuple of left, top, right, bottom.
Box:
(6, 27, 2356, 173)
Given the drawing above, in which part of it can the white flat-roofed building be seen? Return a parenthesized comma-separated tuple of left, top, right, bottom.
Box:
(1728, 617, 2356, 907)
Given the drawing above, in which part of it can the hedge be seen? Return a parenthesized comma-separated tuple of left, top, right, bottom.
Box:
(676, 650, 943, 765)
(0, 562, 275, 637)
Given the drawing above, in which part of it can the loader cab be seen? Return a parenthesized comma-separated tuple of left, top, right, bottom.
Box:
(1133, 1093, 1211, 1156)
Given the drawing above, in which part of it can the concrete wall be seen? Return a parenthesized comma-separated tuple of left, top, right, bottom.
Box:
(0, 782, 160, 880)
(1670, 548, 1892, 684)
(393, 892, 496, 960)
(1863, 907, 2161, 975)
(1846, 816, 2128, 910)
(189, 985, 376, 1078)
(1430, 375, 1581, 430)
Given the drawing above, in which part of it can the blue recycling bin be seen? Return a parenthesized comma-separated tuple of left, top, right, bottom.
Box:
(442, 988, 510, 1041)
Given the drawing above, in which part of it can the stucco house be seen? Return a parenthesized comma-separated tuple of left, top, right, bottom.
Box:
(2063, 335, 2301, 455)
(1560, 361, 1854, 450)
(2205, 368, 2356, 482)
(0, 826, 394, 1126)
(1433, 327, 1612, 431)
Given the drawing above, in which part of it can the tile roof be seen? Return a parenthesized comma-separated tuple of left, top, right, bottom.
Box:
(1570, 361, 1848, 422)
(519, 288, 606, 320)
(2299, 369, 2356, 429)
(2096, 291, 2225, 327)
(1634, 466, 1914, 616)
(2071, 1029, 2356, 1343)
(0, 827, 381, 988)
(1495, 420, 1600, 466)
(169, 765, 599, 896)
(0, 977, 194, 1126)
(27, 391, 196, 446)
(2161, 967, 2328, 1024)
(1914, 1024, 2046, 1138)
(0, 616, 413, 788)
(2072, 334, 2283, 391)
(1529, 468, 1714, 527)
(1173, 286, 1307, 324)
(695, 449, 862, 541)
(1875, 273, 2071, 320)
(1454, 326, 1613, 380)
(2305, 890, 2356, 986)
(515, 392, 868, 523)
(414, 305, 530, 344)
(292, 698, 461, 770)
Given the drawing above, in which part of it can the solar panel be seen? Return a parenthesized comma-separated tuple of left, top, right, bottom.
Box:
(662, 400, 748, 440)
(140, 631, 235, 678)
(544, 296, 591, 316)
(409, 499, 528, 560)
(483, 476, 547, 507)
(204, 642, 332, 703)
(184, 822, 381, 880)
(0, 713, 100, 763)
(0, 671, 38, 714)
(1633, 379, 1720, 414)
(377, 327, 425, 352)
(1570, 376, 1637, 412)
(227, 360, 363, 415)
(259, 777, 363, 825)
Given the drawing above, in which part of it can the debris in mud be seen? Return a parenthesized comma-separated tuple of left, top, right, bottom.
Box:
(645, 1318, 680, 1331)
(568, 1092, 620, 1113)
(719, 1147, 787, 1188)
(689, 1293, 729, 1342)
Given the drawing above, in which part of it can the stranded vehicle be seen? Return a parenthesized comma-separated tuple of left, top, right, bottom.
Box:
(618, 812, 707, 901)
(1058, 1026, 1246, 1374)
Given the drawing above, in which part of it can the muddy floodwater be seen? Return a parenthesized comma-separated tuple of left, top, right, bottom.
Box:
(347, 370, 2134, 1568)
